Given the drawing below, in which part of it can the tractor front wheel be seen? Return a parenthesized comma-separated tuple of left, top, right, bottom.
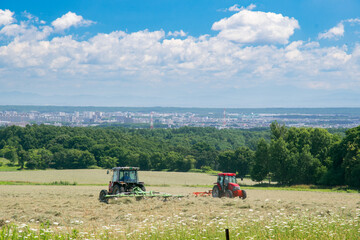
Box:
(140, 185, 146, 192)
(212, 185, 220, 198)
(225, 190, 234, 198)
(241, 190, 247, 199)
(99, 189, 108, 204)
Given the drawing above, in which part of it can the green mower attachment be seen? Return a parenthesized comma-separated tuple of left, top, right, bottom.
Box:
(99, 187, 184, 203)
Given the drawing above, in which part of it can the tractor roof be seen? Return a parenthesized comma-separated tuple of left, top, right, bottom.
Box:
(218, 173, 236, 176)
(112, 167, 139, 171)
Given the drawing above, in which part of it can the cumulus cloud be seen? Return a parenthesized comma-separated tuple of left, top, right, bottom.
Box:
(1, 27, 356, 89)
(318, 18, 360, 40)
(51, 11, 94, 31)
(318, 22, 344, 39)
(212, 10, 299, 44)
(0, 9, 15, 26)
(0, 11, 94, 42)
(0, 8, 360, 96)
(0, 22, 53, 41)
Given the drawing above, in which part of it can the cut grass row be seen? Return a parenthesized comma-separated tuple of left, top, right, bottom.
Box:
(0, 181, 173, 188)
(1, 180, 357, 193)
(0, 180, 78, 186)
(183, 184, 359, 193)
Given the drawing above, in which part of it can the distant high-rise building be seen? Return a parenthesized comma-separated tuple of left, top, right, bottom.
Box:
(223, 108, 226, 128)
(150, 112, 154, 129)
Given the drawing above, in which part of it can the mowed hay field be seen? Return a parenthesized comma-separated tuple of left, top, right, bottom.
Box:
(0, 169, 256, 186)
(0, 170, 359, 239)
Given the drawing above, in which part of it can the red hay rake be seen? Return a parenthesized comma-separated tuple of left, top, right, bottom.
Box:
(193, 190, 212, 197)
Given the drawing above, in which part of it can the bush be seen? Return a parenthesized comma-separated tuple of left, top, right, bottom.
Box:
(87, 165, 102, 169)
(6, 162, 15, 167)
(200, 166, 213, 172)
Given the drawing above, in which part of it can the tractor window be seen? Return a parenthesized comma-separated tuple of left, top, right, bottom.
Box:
(112, 170, 119, 182)
(229, 176, 237, 183)
(123, 171, 137, 182)
(224, 175, 237, 184)
(218, 175, 224, 186)
(119, 171, 124, 181)
(224, 176, 229, 185)
(128, 171, 137, 182)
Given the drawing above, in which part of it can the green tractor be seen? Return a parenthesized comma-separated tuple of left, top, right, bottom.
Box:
(99, 167, 184, 203)
(99, 167, 146, 202)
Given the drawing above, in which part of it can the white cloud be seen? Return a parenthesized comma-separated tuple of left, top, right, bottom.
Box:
(318, 18, 360, 40)
(228, 4, 241, 12)
(318, 23, 344, 39)
(1, 8, 360, 97)
(22, 11, 39, 23)
(247, 4, 256, 10)
(212, 10, 299, 44)
(51, 11, 94, 31)
(0, 9, 15, 26)
(346, 18, 360, 24)
(1, 28, 356, 89)
(0, 22, 53, 41)
(167, 30, 187, 37)
(227, 4, 256, 12)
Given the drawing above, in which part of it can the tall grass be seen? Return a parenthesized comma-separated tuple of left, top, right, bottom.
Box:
(1, 209, 359, 239)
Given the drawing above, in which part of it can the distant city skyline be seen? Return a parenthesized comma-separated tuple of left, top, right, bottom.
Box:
(1, 106, 360, 129)
(1, 1, 360, 107)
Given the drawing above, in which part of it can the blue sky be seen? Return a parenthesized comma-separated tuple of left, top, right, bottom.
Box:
(1, 0, 360, 107)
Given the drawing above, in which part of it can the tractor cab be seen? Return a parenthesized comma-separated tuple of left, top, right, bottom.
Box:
(113, 168, 137, 183)
(217, 173, 237, 191)
(212, 173, 246, 199)
(108, 167, 146, 194)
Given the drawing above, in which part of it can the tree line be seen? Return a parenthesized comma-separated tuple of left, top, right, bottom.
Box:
(0, 125, 268, 171)
(0, 123, 358, 188)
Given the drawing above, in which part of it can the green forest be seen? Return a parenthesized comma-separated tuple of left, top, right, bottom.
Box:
(0, 123, 359, 188)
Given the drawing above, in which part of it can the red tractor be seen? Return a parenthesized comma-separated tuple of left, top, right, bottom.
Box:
(212, 173, 246, 199)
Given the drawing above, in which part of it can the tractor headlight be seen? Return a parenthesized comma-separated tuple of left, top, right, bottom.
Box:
(233, 186, 240, 191)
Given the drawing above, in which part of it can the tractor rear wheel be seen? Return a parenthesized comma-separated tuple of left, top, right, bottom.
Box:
(241, 190, 247, 199)
(212, 185, 220, 198)
(99, 189, 108, 204)
(113, 185, 124, 195)
(225, 190, 234, 198)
